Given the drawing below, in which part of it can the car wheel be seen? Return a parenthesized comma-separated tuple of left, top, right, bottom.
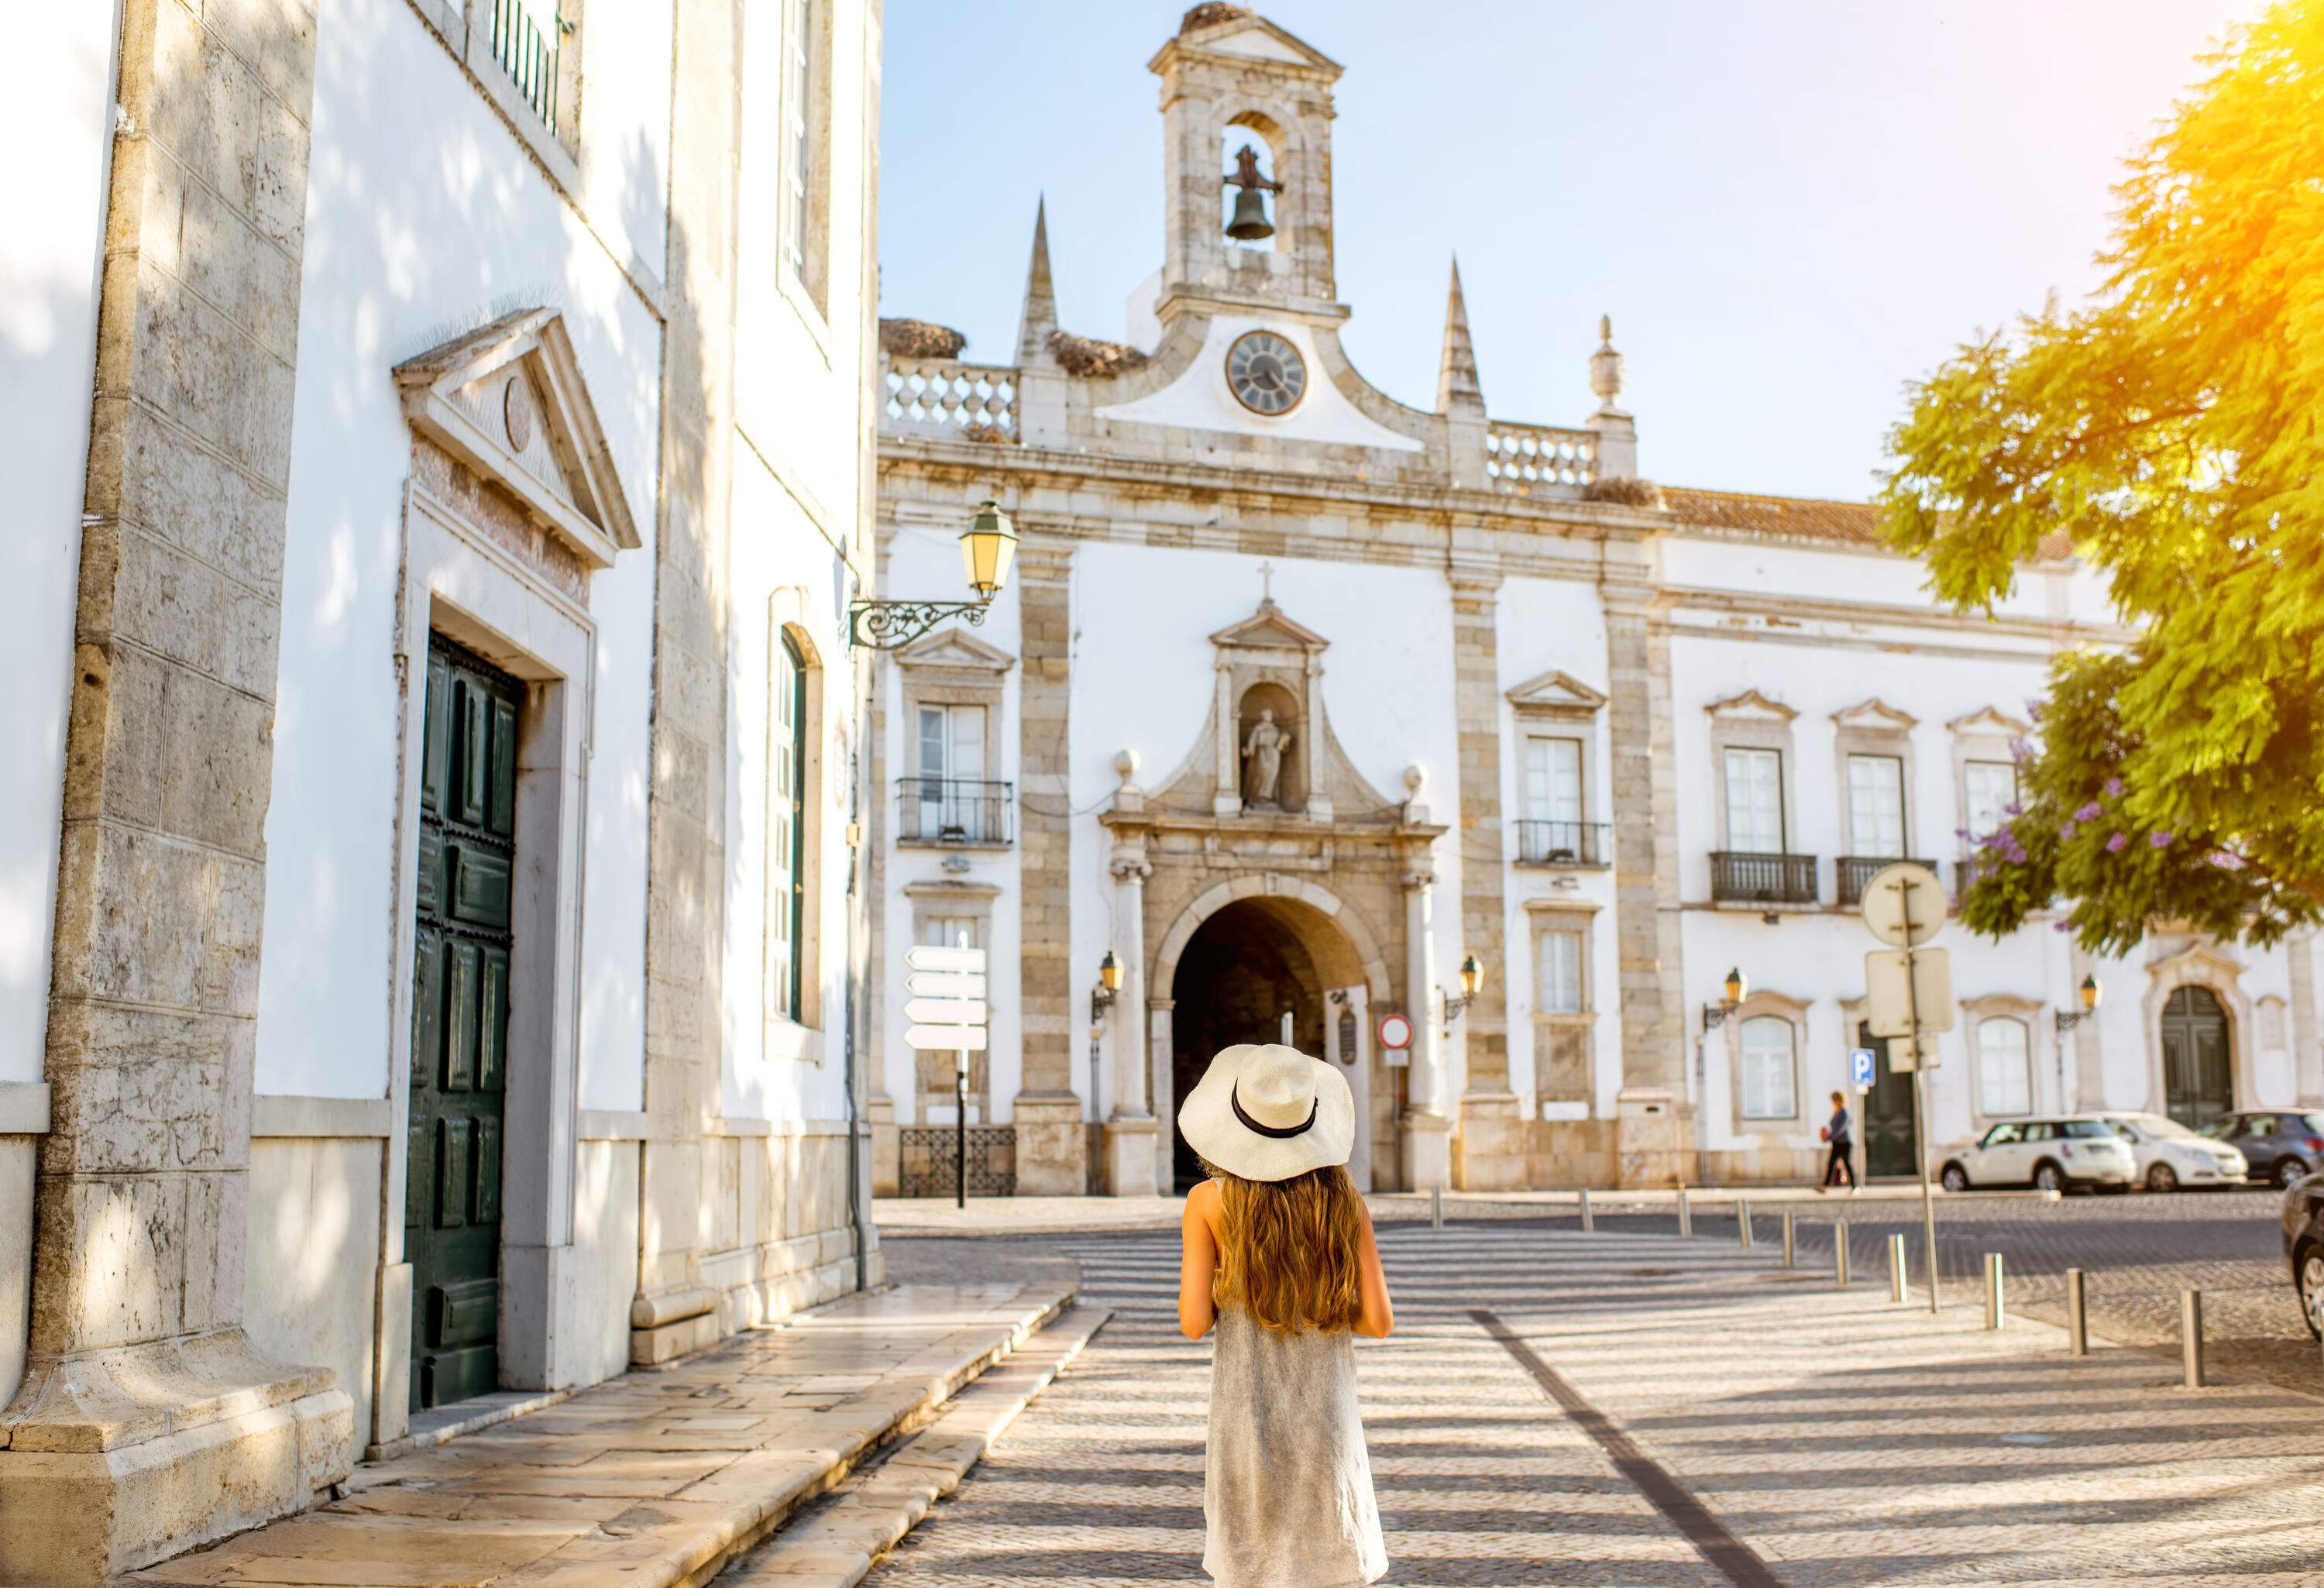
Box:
(2274, 1157, 2309, 1189)
(2146, 1163, 2179, 1193)
(2033, 1160, 2066, 1194)
(2300, 1246, 2324, 1342)
(1941, 1163, 1969, 1193)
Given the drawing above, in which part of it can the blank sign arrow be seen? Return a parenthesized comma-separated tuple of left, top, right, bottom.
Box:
(906, 946, 987, 974)
(906, 972, 987, 999)
(905, 998, 988, 1026)
(906, 1025, 988, 1051)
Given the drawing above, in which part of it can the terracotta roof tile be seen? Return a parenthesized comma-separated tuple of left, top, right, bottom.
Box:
(1660, 486, 2075, 564)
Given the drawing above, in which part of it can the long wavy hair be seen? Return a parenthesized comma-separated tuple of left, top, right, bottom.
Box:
(1210, 1163, 1366, 1334)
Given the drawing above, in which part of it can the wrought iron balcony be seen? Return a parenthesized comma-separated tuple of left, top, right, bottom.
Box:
(1709, 851, 1820, 906)
(1516, 820, 1611, 867)
(1837, 854, 1938, 908)
(896, 777, 1014, 845)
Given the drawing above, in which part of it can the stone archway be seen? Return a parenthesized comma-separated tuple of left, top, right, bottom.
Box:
(1152, 878, 1394, 1192)
(2142, 943, 2251, 1119)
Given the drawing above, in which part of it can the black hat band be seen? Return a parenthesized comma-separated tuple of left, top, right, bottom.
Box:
(1231, 1081, 1318, 1139)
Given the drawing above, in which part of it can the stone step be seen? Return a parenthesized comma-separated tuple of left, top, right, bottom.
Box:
(720, 1304, 1113, 1588)
(113, 1282, 1074, 1588)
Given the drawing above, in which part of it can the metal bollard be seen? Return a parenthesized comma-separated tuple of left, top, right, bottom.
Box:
(1834, 1218, 1851, 1287)
(1432, 1185, 1442, 1229)
(1578, 1187, 1594, 1233)
(1676, 1186, 1692, 1238)
(1888, 1233, 1907, 1303)
(2181, 1289, 2205, 1388)
(1737, 1196, 1754, 1250)
(1984, 1253, 2006, 1330)
(1782, 1208, 1796, 1268)
(2066, 1268, 2089, 1356)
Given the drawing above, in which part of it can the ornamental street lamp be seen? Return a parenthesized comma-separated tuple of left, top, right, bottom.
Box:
(1090, 950, 1122, 1025)
(2054, 974, 2102, 1034)
(1703, 966, 1748, 1032)
(848, 500, 1019, 648)
(1442, 954, 1485, 1033)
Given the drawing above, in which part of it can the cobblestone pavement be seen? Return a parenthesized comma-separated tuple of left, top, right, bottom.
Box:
(866, 1221, 2324, 1587)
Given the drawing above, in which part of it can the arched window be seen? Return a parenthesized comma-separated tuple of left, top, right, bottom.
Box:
(1977, 1016, 2032, 1116)
(768, 630, 806, 1020)
(1738, 1016, 1796, 1120)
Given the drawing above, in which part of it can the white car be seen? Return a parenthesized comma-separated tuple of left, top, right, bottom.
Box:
(2095, 1112, 2250, 1192)
(1937, 1115, 2138, 1194)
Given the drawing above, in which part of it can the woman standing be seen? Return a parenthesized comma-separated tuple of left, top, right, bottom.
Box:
(1820, 1088, 1857, 1191)
(1178, 1043, 1394, 1588)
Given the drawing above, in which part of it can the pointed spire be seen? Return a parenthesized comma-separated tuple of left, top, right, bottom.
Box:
(1016, 196, 1058, 364)
(1436, 253, 1484, 415)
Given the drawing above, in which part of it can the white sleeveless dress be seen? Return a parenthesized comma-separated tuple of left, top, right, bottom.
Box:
(1204, 1304, 1389, 1588)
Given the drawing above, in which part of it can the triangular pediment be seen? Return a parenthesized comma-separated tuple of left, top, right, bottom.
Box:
(1175, 12, 1342, 74)
(1948, 706, 2032, 739)
(394, 308, 639, 569)
(2148, 940, 2243, 985)
(1832, 697, 1917, 733)
(1506, 669, 1607, 719)
(1210, 600, 1329, 653)
(896, 625, 1016, 673)
(1704, 688, 1796, 724)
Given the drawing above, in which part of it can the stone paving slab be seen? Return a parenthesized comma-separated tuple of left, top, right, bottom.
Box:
(116, 1283, 1071, 1588)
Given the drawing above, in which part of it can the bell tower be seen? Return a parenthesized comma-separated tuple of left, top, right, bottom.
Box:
(1148, 5, 1345, 324)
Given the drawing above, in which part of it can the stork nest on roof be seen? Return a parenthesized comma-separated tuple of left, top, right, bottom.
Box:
(1580, 476, 1665, 509)
(1180, 3, 1251, 33)
(1048, 330, 1149, 378)
(878, 318, 967, 359)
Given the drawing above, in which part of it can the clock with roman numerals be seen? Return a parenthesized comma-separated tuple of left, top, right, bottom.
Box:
(1226, 329, 1308, 416)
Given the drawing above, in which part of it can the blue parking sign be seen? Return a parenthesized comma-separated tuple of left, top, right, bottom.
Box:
(1850, 1048, 1876, 1090)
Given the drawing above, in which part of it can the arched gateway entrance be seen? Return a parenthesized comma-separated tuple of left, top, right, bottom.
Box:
(1162, 892, 1380, 1192)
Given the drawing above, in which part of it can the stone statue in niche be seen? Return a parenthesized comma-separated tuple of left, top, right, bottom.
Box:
(1242, 708, 1293, 809)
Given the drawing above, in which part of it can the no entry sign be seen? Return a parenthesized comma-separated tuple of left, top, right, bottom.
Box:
(1377, 1012, 1414, 1051)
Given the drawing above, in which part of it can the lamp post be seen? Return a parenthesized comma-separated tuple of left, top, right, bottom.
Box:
(1091, 950, 1122, 1026)
(2054, 974, 2102, 1034)
(1702, 967, 1748, 1032)
(847, 500, 1019, 649)
(1440, 954, 1484, 1036)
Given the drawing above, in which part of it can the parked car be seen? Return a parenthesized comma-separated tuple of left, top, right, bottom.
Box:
(2281, 1171, 2324, 1340)
(2094, 1112, 2250, 1191)
(1937, 1116, 2137, 1194)
(2195, 1109, 2324, 1188)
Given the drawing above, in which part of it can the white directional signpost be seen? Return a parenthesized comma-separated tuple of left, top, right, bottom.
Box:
(905, 940, 990, 1208)
(1862, 861, 1950, 1314)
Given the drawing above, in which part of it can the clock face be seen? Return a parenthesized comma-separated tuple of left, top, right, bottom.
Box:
(1226, 329, 1308, 415)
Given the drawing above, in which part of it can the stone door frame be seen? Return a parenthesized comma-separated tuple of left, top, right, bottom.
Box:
(377, 483, 596, 1449)
(2140, 942, 2252, 1117)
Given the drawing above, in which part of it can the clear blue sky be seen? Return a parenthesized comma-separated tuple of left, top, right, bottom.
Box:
(878, 1, 2264, 502)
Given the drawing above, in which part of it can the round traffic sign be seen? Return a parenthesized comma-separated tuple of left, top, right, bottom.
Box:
(1860, 861, 1947, 948)
(1377, 1012, 1414, 1051)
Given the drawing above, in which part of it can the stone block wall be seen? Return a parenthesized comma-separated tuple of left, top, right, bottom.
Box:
(1012, 541, 1085, 1194)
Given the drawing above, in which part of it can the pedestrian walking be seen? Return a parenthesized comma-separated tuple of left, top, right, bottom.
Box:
(1820, 1089, 1857, 1192)
(1178, 1043, 1393, 1588)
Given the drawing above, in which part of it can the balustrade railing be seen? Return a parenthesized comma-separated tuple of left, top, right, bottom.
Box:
(1837, 854, 1937, 908)
(1516, 820, 1611, 867)
(490, 0, 564, 132)
(896, 777, 1014, 845)
(1710, 851, 1820, 906)
(1483, 422, 1597, 490)
(882, 358, 1018, 440)
(899, 1125, 1016, 1198)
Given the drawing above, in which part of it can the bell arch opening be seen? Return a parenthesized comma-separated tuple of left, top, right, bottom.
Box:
(1220, 112, 1283, 252)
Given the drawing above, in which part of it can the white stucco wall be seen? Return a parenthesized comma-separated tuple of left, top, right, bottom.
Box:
(0, 2, 118, 1090)
(252, 0, 667, 1105)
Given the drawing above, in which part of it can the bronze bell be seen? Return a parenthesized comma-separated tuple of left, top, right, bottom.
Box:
(1225, 185, 1274, 241)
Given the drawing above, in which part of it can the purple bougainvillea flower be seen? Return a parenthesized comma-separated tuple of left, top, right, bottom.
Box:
(2103, 778, 2123, 798)
(2061, 822, 2078, 841)
(2004, 802, 2023, 816)
(2150, 830, 2174, 848)
(2075, 802, 2102, 821)
(2106, 832, 2129, 853)
(2054, 919, 2072, 933)
(2208, 849, 2243, 870)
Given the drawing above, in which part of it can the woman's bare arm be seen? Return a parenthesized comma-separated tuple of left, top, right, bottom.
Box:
(1352, 1197, 1394, 1338)
(1178, 1179, 1221, 1339)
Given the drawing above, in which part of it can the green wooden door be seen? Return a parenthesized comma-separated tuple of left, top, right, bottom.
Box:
(407, 636, 521, 1411)
(2162, 986, 2233, 1129)
(1859, 1023, 1921, 1179)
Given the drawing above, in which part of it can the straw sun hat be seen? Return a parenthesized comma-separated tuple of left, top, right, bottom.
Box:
(1179, 1043, 1355, 1183)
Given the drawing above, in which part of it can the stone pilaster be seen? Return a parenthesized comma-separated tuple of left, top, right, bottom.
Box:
(1104, 831, 1159, 1196)
(1401, 865, 1451, 1191)
(2288, 931, 2322, 1107)
(0, 1, 354, 1579)
(1447, 567, 1524, 1190)
(1603, 582, 1691, 1187)
(2070, 940, 2106, 1109)
(1012, 541, 1086, 1193)
(632, 0, 744, 1364)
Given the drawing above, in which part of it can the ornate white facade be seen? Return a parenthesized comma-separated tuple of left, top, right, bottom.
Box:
(869, 5, 2324, 1198)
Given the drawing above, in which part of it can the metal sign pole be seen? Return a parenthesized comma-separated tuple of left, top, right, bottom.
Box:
(1897, 876, 1941, 1315)
(955, 1047, 968, 1209)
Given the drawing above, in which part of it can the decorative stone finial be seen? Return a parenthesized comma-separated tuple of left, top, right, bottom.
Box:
(1590, 315, 1626, 415)
(1016, 197, 1058, 365)
(1113, 747, 1142, 782)
(1402, 763, 1427, 796)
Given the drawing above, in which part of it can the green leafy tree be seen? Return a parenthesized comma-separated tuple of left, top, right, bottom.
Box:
(1879, 1, 2324, 953)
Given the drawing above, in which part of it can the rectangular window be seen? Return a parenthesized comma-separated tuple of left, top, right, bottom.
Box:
(1738, 1015, 1796, 1120)
(915, 703, 989, 840)
(1847, 754, 1906, 858)
(1535, 928, 1584, 1016)
(490, 0, 565, 133)
(784, 0, 814, 277)
(1722, 747, 1784, 852)
(1522, 737, 1583, 824)
(1962, 759, 2018, 844)
(1978, 1018, 2033, 1115)
(767, 634, 807, 1020)
(920, 916, 980, 951)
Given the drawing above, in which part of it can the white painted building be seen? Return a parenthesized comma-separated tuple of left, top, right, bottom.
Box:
(1, 0, 882, 1575)
(868, 5, 2324, 1201)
